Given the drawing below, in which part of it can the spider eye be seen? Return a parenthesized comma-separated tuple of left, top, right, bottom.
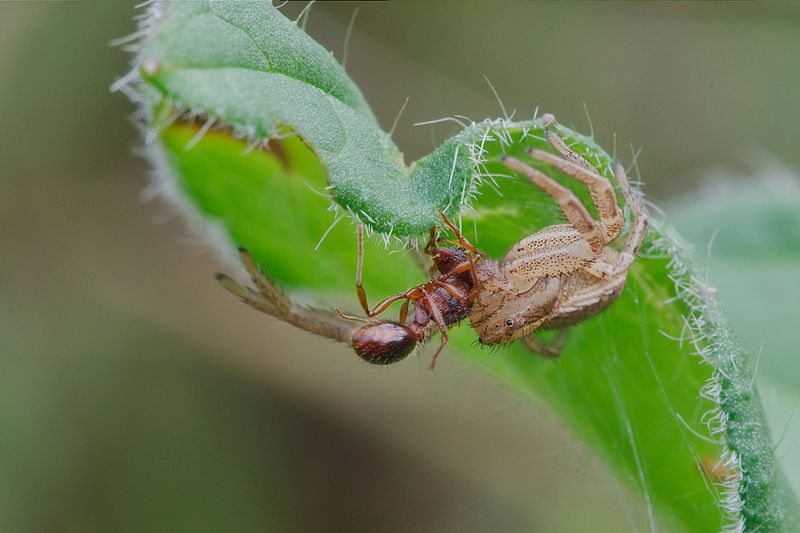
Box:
(505, 319, 513, 327)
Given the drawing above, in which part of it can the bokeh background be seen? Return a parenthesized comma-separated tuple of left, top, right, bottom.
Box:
(2, 2, 799, 531)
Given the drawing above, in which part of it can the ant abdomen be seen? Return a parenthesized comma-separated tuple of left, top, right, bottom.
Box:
(352, 322, 418, 365)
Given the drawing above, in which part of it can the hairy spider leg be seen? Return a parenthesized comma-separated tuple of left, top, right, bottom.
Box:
(522, 328, 570, 358)
(529, 148, 623, 243)
(543, 128, 600, 174)
(557, 159, 649, 281)
(216, 248, 355, 345)
(612, 160, 649, 269)
(500, 155, 607, 253)
(538, 162, 649, 327)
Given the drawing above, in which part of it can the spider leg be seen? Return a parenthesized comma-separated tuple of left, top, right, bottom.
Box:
(521, 328, 570, 358)
(613, 160, 649, 269)
(216, 249, 355, 345)
(581, 162, 648, 277)
(500, 155, 606, 253)
(544, 265, 630, 331)
(528, 144, 624, 243)
(532, 164, 648, 334)
(543, 128, 600, 173)
(240, 247, 289, 316)
(216, 272, 277, 315)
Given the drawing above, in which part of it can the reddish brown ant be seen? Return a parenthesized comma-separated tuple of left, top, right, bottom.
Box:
(216, 211, 480, 370)
(346, 212, 480, 369)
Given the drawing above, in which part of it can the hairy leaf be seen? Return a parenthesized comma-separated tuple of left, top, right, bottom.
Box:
(117, 1, 799, 530)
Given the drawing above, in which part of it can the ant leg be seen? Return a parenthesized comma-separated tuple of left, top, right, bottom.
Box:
(398, 298, 411, 324)
(436, 210, 479, 254)
(500, 155, 606, 253)
(423, 225, 439, 255)
(421, 286, 450, 371)
(363, 291, 416, 318)
(521, 328, 570, 358)
(433, 280, 469, 303)
(355, 224, 370, 314)
(435, 211, 481, 291)
(416, 224, 441, 279)
(216, 249, 355, 345)
(528, 144, 623, 243)
(429, 336, 449, 371)
(436, 210, 481, 293)
(353, 225, 421, 318)
(440, 260, 473, 278)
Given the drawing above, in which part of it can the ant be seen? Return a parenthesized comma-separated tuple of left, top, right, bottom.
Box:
(215, 212, 479, 370)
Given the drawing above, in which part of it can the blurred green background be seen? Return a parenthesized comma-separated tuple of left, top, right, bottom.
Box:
(1, 2, 798, 531)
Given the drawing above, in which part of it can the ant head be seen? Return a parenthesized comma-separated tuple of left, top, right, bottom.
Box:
(352, 322, 417, 365)
(432, 247, 469, 276)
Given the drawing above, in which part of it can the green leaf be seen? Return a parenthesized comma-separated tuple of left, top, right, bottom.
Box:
(118, 1, 799, 530)
(670, 178, 800, 500)
(670, 180, 800, 390)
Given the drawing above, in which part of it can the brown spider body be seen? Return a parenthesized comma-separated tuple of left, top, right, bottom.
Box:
(470, 245, 628, 346)
(466, 130, 648, 353)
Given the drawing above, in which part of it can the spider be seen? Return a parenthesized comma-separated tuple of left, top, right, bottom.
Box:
(215, 218, 480, 369)
(466, 128, 649, 355)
